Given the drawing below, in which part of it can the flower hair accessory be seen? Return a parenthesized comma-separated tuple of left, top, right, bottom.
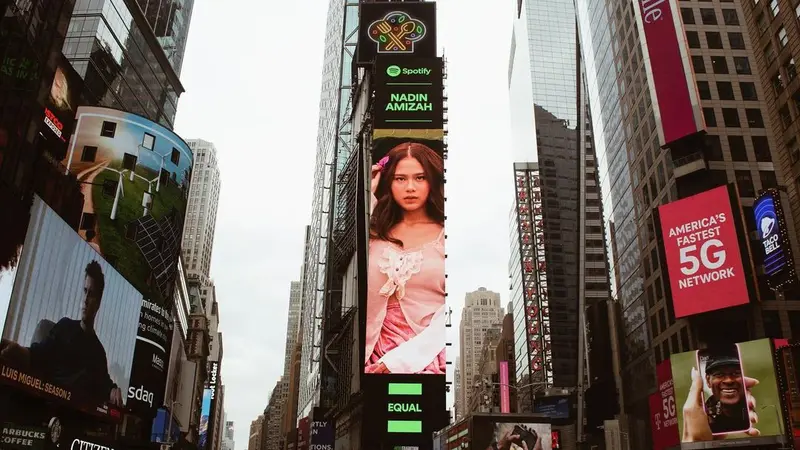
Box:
(377, 156, 390, 172)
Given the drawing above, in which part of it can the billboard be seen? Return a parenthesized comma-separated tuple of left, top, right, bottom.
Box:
(500, 361, 511, 413)
(633, 0, 704, 145)
(670, 338, 786, 447)
(753, 190, 797, 290)
(374, 57, 444, 130)
(472, 417, 554, 450)
(62, 106, 193, 305)
(310, 421, 334, 450)
(533, 397, 570, 420)
(127, 298, 173, 416)
(657, 185, 751, 318)
(198, 388, 212, 450)
(357, 2, 437, 66)
(0, 195, 140, 414)
(41, 54, 83, 159)
(649, 361, 679, 450)
(205, 361, 220, 450)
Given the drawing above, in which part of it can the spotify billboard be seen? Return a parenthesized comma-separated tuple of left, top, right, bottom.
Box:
(374, 56, 443, 130)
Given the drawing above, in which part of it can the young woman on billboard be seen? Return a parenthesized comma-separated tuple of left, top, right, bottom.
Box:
(365, 142, 446, 375)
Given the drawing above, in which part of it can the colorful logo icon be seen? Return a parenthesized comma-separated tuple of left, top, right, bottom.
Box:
(368, 11, 427, 54)
(386, 65, 402, 77)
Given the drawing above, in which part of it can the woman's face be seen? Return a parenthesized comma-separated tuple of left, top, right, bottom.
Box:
(391, 156, 430, 213)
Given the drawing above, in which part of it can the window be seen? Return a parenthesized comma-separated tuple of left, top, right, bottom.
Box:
(736, 170, 756, 197)
(142, 132, 155, 151)
(101, 121, 117, 138)
(722, 9, 739, 25)
(777, 27, 789, 48)
(752, 136, 773, 162)
(728, 136, 748, 161)
(687, 31, 701, 48)
(681, 7, 695, 24)
(780, 104, 793, 128)
(729, 32, 746, 49)
(717, 82, 735, 100)
(711, 56, 729, 74)
(773, 73, 785, 94)
(692, 55, 706, 73)
(757, 12, 769, 33)
(763, 311, 782, 338)
(740, 82, 758, 100)
(723, 108, 741, 127)
(734, 57, 752, 74)
(764, 43, 776, 64)
(706, 135, 724, 160)
(701, 8, 717, 24)
(81, 146, 98, 162)
(786, 58, 797, 81)
(171, 148, 181, 165)
(770, 0, 780, 17)
(746, 108, 765, 127)
(760, 170, 778, 189)
(703, 108, 717, 126)
(707, 32, 724, 49)
(698, 81, 712, 100)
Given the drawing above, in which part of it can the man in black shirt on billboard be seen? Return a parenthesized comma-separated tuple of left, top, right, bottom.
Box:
(0, 261, 123, 407)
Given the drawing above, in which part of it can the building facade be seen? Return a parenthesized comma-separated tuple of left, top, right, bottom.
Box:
(283, 281, 302, 377)
(183, 138, 222, 281)
(457, 288, 504, 419)
(249, 415, 265, 450)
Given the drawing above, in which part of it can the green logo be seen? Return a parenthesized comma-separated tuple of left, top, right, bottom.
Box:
(386, 65, 402, 77)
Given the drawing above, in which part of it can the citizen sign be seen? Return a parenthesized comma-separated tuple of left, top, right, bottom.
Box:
(71, 439, 114, 450)
(641, 0, 666, 23)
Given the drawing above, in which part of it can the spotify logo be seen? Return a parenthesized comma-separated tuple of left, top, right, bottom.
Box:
(386, 65, 401, 77)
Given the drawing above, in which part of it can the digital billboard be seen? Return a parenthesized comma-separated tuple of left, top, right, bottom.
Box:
(41, 54, 83, 159)
(633, 0, 704, 145)
(656, 185, 751, 318)
(649, 360, 679, 450)
(471, 416, 554, 450)
(670, 338, 786, 447)
(357, 2, 437, 67)
(127, 298, 173, 416)
(0, 195, 140, 415)
(374, 57, 444, 130)
(62, 106, 193, 305)
(753, 189, 797, 290)
(198, 388, 212, 450)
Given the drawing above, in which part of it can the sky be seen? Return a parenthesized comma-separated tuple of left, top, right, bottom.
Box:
(172, 0, 516, 448)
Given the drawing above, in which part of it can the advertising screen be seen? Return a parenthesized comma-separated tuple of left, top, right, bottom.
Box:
(374, 57, 443, 130)
(127, 298, 173, 416)
(198, 388, 212, 450)
(753, 190, 797, 290)
(310, 421, 334, 450)
(649, 360, 679, 450)
(670, 338, 786, 447)
(633, 0, 704, 145)
(472, 417, 554, 450)
(357, 2, 437, 66)
(0, 195, 140, 413)
(365, 132, 445, 375)
(533, 397, 570, 420)
(41, 55, 83, 159)
(62, 106, 193, 305)
(657, 185, 751, 318)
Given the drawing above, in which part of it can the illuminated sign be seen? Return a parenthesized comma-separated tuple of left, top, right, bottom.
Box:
(754, 189, 797, 290)
(374, 57, 443, 130)
(368, 11, 427, 54)
(386, 383, 423, 434)
(357, 2, 437, 66)
(208, 361, 219, 399)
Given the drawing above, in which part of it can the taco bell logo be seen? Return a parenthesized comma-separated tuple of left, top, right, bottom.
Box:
(368, 11, 427, 54)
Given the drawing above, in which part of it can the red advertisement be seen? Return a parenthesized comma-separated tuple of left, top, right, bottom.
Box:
(649, 361, 679, 450)
(298, 417, 310, 450)
(657, 186, 750, 317)
(499, 361, 510, 413)
(634, 0, 703, 145)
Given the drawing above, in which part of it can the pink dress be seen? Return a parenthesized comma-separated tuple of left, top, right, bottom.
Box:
(365, 225, 446, 374)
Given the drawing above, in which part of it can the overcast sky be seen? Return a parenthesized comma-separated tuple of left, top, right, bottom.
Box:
(172, 0, 515, 447)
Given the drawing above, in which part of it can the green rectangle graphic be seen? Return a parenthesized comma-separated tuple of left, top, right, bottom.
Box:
(387, 420, 423, 434)
(388, 383, 423, 396)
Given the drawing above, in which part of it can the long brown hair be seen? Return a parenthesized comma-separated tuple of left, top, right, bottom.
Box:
(370, 142, 444, 247)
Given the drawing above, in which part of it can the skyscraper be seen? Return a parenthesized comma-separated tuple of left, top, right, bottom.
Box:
(454, 357, 463, 420)
(283, 281, 302, 377)
(183, 139, 222, 280)
(576, 0, 800, 445)
(458, 288, 504, 417)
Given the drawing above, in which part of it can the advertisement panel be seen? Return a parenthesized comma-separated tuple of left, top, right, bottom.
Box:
(357, 2, 437, 67)
(471, 416, 554, 450)
(0, 195, 140, 414)
(41, 54, 83, 159)
(298, 417, 310, 450)
(649, 360, 679, 450)
(753, 189, 798, 290)
(374, 57, 444, 130)
(776, 343, 800, 448)
(0, 423, 47, 450)
(632, 0, 704, 145)
(62, 106, 193, 305)
(670, 338, 786, 447)
(310, 421, 334, 450)
(127, 298, 173, 416)
(198, 388, 212, 450)
(500, 361, 511, 414)
(533, 397, 570, 420)
(657, 185, 751, 318)
(205, 360, 220, 450)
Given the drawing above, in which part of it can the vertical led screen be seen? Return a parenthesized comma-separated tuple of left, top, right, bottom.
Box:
(62, 106, 193, 305)
(471, 416, 554, 450)
(127, 298, 173, 416)
(753, 189, 797, 290)
(356, 2, 437, 67)
(374, 57, 444, 131)
(670, 338, 786, 447)
(198, 388, 212, 450)
(656, 185, 752, 318)
(632, 0, 704, 145)
(206, 361, 220, 450)
(41, 54, 83, 159)
(649, 360, 679, 450)
(0, 195, 140, 415)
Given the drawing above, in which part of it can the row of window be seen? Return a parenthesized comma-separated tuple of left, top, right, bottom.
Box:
(702, 106, 766, 128)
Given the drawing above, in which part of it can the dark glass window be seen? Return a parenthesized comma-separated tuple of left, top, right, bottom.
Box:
(752, 136, 772, 162)
(712, 56, 729, 74)
(707, 32, 724, 49)
(760, 170, 778, 189)
(736, 170, 756, 197)
(705, 135, 724, 160)
(81, 146, 98, 162)
(780, 104, 793, 128)
(740, 82, 758, 101)
(734, 57, 751, 74)
(101, 121, 117, 138)
(692, 55, 706, 73)
(687, 31, 701, 48)
(703, 107, 717, 127)
(728, 136, 748, 161)
(722, 9, 739, 25)
(698, 81, 712, 100)
(746, 109, 765, 128)
(681, 7, 695, 24)
(701, 8, 717, 24)
(717, 82, 735, 100)
(723, 108, 741, 127)
(729, 32, 746, 49)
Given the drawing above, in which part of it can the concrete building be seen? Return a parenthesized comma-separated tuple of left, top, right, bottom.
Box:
(453, 357, 463, 420)
(249, 415, 265, 450)
(283, 281, 302, 376)
(222, 418, 235, 450)
(457, 288, 504, 420)
(183, 139, 222, 281)
(467, 328, 502, 413)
